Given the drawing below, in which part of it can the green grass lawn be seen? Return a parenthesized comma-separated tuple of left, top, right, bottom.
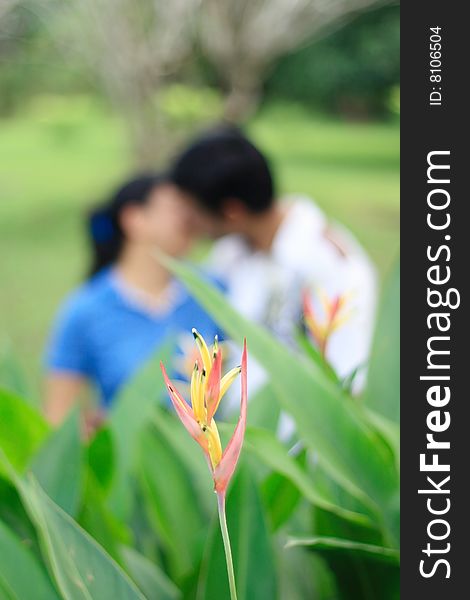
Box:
(0, 97, 399, 393)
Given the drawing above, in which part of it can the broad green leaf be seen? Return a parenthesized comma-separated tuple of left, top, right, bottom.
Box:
(365, 260, 400, 423)
(87, 426, 114, 492)
(121, 546, 182, 600)
(0, 575, 16, 599)
(261, 453, 306, 531)
(365, 408, 400, 472)
(309, 501, 398, 600)
(275, 538, 337, 600)
(161, 256, 399, 545)
(150, 409, 213, 517)
(295, 331, 340, 385)
(0, 342, 33, 403)
(0, 477, 39, 561)
(287, 536, 400, 600)
(78, 471, 130, 563)
(246, 383, 280, 432)
(0, 519, 60, 600)
(11, 469, 146, 600)
(245, 428, 373, 528)
(0, 389, 49, 475)
(107, 345, 172, 519)
(197, 464, 278, 600)
(285, 536, 399, 564)
(138, 425, 207, 581)
(29, 409, 82, 516)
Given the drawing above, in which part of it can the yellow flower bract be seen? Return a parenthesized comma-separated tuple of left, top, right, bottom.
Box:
(191, 329, 241, 469)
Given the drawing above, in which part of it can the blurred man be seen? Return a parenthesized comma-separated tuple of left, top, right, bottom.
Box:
(170, 127, 377, 393)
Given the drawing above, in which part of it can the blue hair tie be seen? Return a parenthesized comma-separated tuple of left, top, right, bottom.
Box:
(90, 212, 116, 243)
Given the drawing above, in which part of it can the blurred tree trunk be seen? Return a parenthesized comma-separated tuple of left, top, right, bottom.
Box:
(44, 0, 198, 169)
(0, 0, 16, 21)
(118, 95, 167, 169)
(105, 76, 169, 169)
(222, 63, 264, 123)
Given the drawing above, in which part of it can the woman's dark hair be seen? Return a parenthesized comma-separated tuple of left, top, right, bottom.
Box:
(170, 126, 275, 215)
(87, 173, 164, 277)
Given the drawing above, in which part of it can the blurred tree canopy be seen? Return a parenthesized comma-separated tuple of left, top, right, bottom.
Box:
(194, 0, 393, 122)
(0, 0, 399, 166)
(0, 1, 91, 114)
(265, 4, 400, 118)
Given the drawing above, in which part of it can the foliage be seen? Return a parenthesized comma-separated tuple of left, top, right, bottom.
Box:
(265, 4, 400, 117)
(157, 84, 223, 128)
(365, 260, 400, 423)
(0, 1, 398, 126)
(0, 4, 92, 116)
(0, 257, 399, 599)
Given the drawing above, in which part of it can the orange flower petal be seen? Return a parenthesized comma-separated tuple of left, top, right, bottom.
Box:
(329, 295, 342, 322)
(160, 362, 209, 453)
(213, 339, 247, 494)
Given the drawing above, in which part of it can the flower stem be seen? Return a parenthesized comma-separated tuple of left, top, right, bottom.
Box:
(217, 492, 238, 600)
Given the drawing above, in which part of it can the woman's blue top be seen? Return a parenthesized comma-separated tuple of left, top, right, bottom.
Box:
(45, 267, 223, 408)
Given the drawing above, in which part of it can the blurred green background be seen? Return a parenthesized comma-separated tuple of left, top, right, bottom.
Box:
(0, 1, 399, 393)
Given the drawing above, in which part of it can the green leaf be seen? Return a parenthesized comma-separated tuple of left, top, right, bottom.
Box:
(160, 255, 399, 545)
(150, 408, 213, 517)
(246, 384, 281, 432)
(0, 574, 17, 599)
(365, 260, 400, 423)
(107, 345, 172, 519)
(138, 425, 207, 581)
(364, 408, 400, 472)
(285, 536, 399, 564)
(261, 453, 305, 531)
(10, 469, 146, 600)
(309, 499, 399, 600)
(78, 471, 130, 563)
(197, 464, 278, 600)
(121, 546, 182, 600)
(275, 539, 337, 600)
(29, 409, 83, 516)
(0, 476, 39, 556)
(86, 427, 114, 493)
(295, 330, 340, 385)
(286, 535, 400, 600)
(0, 342, 33, 403)
(0, 519, 60, 600)
(245, 428, 373, 528)
(0, 389, 49, 475)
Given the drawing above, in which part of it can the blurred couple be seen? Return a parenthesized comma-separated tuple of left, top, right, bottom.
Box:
(44, 127, 376, 429)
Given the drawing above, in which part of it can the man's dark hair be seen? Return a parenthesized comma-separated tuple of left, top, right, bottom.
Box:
(170, 126, 275, 215)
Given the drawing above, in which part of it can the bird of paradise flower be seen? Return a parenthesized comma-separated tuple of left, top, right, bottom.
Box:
(303, 288, 352, 358)
(160, 329, 247, 600)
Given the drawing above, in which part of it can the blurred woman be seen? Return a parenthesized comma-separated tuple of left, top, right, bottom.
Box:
(44, 174, 222, 427)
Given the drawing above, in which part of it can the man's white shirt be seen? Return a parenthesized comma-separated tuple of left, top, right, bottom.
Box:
(208, 197, 378, 416)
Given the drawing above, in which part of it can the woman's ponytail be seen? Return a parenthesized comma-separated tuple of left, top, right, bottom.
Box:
(87, 207, 122, 277)
(86, 173, 163, 278)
